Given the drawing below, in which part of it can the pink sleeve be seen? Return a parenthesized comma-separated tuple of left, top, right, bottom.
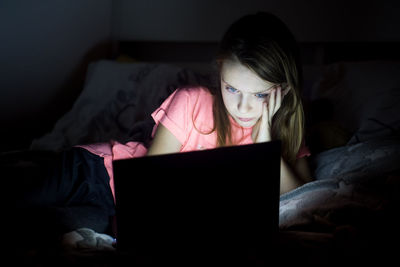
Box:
(296, 141, 311, 159)
(77, 141, 147, 203)
(151, 89, 191, 145)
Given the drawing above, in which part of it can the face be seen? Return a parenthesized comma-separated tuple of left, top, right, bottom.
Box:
(220, 59, 277, 128)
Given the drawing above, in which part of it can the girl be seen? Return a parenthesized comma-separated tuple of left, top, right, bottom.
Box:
(9, 12, 312, 254)
(147, 12, 312, 193)
(70, 11, 312, 248)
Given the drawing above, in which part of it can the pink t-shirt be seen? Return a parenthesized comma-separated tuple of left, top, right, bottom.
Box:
(151, 86, 310, 157)
(151, 86, 254, 151)
(79, 86, 310, 200)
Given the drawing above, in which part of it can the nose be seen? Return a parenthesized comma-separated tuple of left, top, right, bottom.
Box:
(237, 95, 251, 114)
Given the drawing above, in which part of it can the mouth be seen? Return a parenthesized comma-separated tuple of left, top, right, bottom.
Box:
(237, 117, 254, 122)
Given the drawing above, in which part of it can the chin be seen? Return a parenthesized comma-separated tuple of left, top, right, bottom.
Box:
(235, 118, 257, 128)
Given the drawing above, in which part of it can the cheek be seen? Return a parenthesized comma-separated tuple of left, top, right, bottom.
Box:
(248, 98, 265, 118)
(221, 90, 236, 110)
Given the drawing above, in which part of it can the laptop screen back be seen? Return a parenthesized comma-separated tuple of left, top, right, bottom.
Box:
(113, 141, 281, 264)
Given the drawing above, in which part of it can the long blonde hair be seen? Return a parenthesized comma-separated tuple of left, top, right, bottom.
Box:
(209, 12, 305, 165)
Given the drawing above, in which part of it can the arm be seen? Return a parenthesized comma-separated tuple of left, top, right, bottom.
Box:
(254, 86, 313, 194)
(280, 157, 312, 194)
(146, 124, 182, 156)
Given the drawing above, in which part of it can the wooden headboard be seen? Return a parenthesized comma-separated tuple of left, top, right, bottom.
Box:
(115, 41, 400, 66)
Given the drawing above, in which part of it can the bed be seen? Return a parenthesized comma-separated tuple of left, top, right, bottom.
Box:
(4, 41, 400, 265)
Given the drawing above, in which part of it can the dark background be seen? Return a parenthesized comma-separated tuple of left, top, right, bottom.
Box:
(1, 0, 399, 152)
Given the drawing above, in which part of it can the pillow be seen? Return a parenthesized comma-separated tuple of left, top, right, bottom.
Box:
(347, 86, 400, 144)
(31, 60, 213, 151)
(308, 61, 400, 144)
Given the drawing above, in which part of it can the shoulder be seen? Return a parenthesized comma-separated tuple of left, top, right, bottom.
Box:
(152, 86, 212, 116)
(173, 86, 213, 102)
(150, 86, 214, 144)
(157, 86, 213, 115)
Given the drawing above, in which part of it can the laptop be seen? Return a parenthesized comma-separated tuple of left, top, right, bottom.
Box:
(112, 140, 281, 265)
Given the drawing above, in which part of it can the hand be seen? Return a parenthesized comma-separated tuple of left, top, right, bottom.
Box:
(253, 85, 288, 143)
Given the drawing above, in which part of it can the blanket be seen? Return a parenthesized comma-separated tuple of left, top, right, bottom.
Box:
(279, 137, 400, 263)
(15, 59, 400, 264)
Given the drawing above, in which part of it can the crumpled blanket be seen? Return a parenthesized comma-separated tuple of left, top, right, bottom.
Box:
(278, 137, 400, 261)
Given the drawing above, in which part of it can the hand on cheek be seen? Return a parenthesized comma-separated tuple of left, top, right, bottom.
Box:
(268, 86, 283, 119)
(254, 86, 286, 143)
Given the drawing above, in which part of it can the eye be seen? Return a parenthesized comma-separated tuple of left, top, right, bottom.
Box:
(225, 86, 238, 94)
(255, 93, 268, 99)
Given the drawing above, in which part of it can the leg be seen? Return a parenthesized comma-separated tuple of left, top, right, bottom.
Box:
(3, 148, 115, 245)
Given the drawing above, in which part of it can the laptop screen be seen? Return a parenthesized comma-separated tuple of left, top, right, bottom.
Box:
(113, 141, 281, 264)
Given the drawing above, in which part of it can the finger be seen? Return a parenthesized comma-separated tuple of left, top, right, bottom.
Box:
(268, 88, 275, 119)
(255, 101, 272, 143)
(262, 100, 269, 123)
(274, 86, 282, 114)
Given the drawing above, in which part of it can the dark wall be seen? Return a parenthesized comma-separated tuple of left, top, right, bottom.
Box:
(0, 0, 113, 151)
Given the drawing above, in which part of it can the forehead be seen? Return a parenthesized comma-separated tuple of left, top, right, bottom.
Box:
(221, 59, 275, 93)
